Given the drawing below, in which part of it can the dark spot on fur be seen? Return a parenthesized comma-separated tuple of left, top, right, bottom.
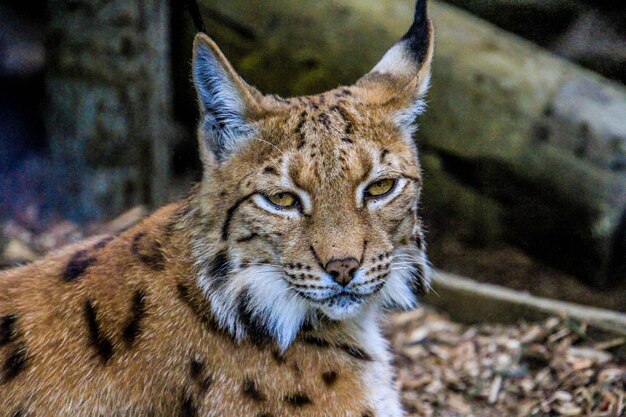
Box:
(362, 410, 375, 417)
(339, 344, 373, 361)
(63, 250, 97, 281)
(272, 350, 286, 365)
(122, 290, 147, 348)
(190, 359, 213, 392)
(335, 88, 352, 97)
(131, 232, 165, 271)
(238, 289, 273, 347)
(300, 319, 314, 332)
(332, 105, 354, 135)
(263, 166, 278, 175)
(179, 392, 197, 417)
(1, 315, 28, 382)
(322, 370, 338, 386)
(3, 344, 27, 382)
(207, 251, 231, 286)
(295, 111, 307, 148)
(243, 377, 266, 402)
(410, 264, 426, 298)
(380, 149, 389, 160)
(301, 336, 330, 348)
(190, 359, 203, 379)
(10, 409, 25, 417)
(318, 112, 331, 129)
(284, 392, 312, 407)
(222, 193, 255, 241)
(0, 315, 16, 346)
(84, 299, 113, 363)
(256, 413, 274, 417)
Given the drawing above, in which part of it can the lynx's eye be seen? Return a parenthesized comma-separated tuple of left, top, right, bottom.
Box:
(365, 179, 396, 198)
(266, 192, 298, 209)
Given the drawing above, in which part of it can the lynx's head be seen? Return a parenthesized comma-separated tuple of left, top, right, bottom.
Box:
(189, 0, 434, 349)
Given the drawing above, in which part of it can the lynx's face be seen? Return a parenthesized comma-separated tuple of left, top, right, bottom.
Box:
(207, 97, 428, 321)
(190, 7, 434, 349)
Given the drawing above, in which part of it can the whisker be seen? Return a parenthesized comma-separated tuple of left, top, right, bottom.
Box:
(379, 138, 409, 154)
(250, 137, 285, 156)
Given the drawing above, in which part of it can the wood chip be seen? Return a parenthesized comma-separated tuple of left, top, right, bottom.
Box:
(488, 375, 502, 404)
(387, 308, 625, 417)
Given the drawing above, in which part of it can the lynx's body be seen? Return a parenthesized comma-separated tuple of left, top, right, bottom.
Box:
(0, 1, 434, 415)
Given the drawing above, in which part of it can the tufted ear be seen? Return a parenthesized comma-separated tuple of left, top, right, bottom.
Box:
(192, 33, 261, 163)
(356, 0, 434, 132)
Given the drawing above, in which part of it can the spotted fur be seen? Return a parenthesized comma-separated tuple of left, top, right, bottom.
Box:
(0, 1, 434, 415)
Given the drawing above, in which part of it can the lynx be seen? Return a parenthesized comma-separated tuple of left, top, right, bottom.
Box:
(0, 1, 434, 415)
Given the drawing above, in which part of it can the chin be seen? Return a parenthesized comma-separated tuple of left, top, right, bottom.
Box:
(317, 296, 367, 321)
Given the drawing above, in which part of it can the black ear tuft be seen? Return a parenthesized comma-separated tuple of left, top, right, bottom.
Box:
(400, 0, 430, 64)
(356, 0, 434, 133)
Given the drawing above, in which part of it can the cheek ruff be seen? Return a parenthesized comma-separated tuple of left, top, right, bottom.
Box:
(197, 264, 314, 351)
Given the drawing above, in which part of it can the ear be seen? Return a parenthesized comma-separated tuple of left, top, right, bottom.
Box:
(192, 33, 261, 163)
(356, 0, 434, 132)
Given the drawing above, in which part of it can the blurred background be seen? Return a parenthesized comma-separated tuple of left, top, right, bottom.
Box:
(1, 0, 625, 308)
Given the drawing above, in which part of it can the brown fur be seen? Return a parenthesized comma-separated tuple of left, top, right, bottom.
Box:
(1, 204, 376, 415)
(0, 3, 434, 415)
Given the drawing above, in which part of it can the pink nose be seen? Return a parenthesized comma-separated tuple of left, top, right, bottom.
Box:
(325, 257, 360, 287)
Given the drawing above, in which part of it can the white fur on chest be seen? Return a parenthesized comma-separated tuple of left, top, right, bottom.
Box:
(351, 310, 404, 417)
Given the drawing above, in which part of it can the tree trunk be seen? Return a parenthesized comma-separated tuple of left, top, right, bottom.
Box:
(46, 0, 173, 222)
(186, 0, 626, 286)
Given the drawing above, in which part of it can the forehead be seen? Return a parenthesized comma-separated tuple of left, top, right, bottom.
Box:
(257, 92, 416, 181)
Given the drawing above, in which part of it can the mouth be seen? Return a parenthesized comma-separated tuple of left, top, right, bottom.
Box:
(285, 264, 392, 320)
(314, 292, 368, 320)
(291, 283, 385, 307)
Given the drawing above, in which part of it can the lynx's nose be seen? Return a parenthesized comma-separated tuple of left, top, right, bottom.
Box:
(325, 257, 360, 287)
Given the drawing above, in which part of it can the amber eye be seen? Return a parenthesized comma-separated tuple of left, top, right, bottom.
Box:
(365, 178, 396, 198)
(266, 192, 298, 208)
